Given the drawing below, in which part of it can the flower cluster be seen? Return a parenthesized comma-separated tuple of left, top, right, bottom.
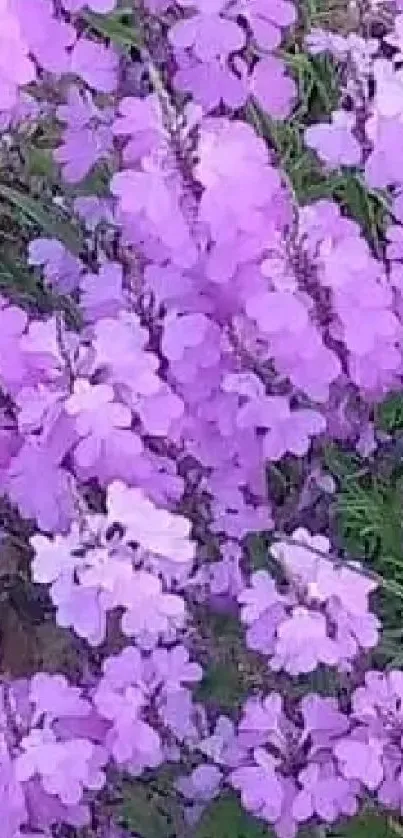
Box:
(202, 669, 403, 837)
(229, 690, 355, 837)
(0, 673, 107, 836)
(31, 482, 195, 646)
(162, 0, 296, 114)
(239, 528, 379, 675)
(0, 647, 204, 837)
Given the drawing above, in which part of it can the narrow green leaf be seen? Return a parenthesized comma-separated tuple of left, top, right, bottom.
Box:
(197, 661, 247, 710)
(323, 444, 364, 482)
(331, 810, 398, 837)
(24, 147, 58, 180)
(118, 771, 187, 838)
(0, 254, 42, 298)
(376, 393, 403, 433)
(390, 817, 403, 835)
(335, 174, 385, 246)
(0, 253, 82, 328)
(0, 185, 83, 256)
(81, 9, 142, 50)
(119, 783, 173, 838)
(248, 533, 269, 571)
(195, 793, 270, 838)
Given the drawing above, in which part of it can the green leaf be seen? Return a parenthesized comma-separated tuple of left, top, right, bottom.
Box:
(390, 817, 403, 836)
(335, 173, 386, 246)
(82, 9, 142, 50)
(0, 253, 82, 328)
(327, 441, 403, 621)
(199, 610, 244, 642)
(331, 810, 399, 837)
(75, 163, 112, 198)
(119, 782, 178, 838)
(323, 444, 364, 483)
(195, 793, 270, 838)
(197, 661, 247, 710)
(247, 533, 269, 571)
(0, 254, 43, 299)
(24, 147, 58, 180)
(0, 185, 84, 256)
(335, 476, 403, 571)
(376, 393, 403, 433)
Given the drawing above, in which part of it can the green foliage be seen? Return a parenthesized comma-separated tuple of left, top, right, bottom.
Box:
(325, 432, 403, 639)
(197, 798, 396, 838)
(290, 52, 341, 119)
(120, 785, 172, 838)
(335, 475, 403, 573)
(197, 661, 248, 711)
(23, 146, 58, 180)
(333, 174, 388, 249)
(195, 608, 266, 709)
(330, 810, 399, 837)
(0, 184, 84, 256)
(376, 394, 403, 433)
(248, 0, 389, 245)
(325, 445, 403, 579)
(82, 8, 142, 50)
(198, 610, 244, 644)
(0, 253, 47, 302)
(248, 532, 270, 571)
(195, 611, 252, 710)
(195, 793, 270, 838)
(120, 786, 403, 838)
(0, 251, 81, 327)
(323, 445, 364, 482)
(118, 774, 186, 838)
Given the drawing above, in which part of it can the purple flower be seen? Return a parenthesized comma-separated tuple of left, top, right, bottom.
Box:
(0, 302, 28, 389)
(15, 729, 106, 806)
(91, 312, 160, 394)
(119, 571, 186, 648)
(0, 2, 35, 110)
(233, 0, 296, 50)
(176, 765, 222, 801)
(29, 673, 91, 720)
(112, 94, 164, 161)
(271, 607, 339, 675)
(62, 0, 116, 10)
(107, 480, 195, 564)
(250, 57, 296, 118)
(31, 527, 81, 584)
(334, 736, 384, 791)
(70, 39, 118, 92)
(239, 529, 379, 676)
(152, 646, 203, 690)
(293, 763, 358, 823)
(80, 261, 124, 322)
(74, 196, 113, 230)
(28, 238, 83, 292)
(51, 577, 107, 645)
(231, 747, 284, 822)
(65, 378, 135, 474)
(15, 0, 75, 75)
(238, 570, 285, 624)
(305, 111, 362, 168)
(55, 124, 112, 182)
(365, 118, 403, 188)
(6, 439, 74, 532)
(174, 57, 248, 111)
(169, 15, 244, 62)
